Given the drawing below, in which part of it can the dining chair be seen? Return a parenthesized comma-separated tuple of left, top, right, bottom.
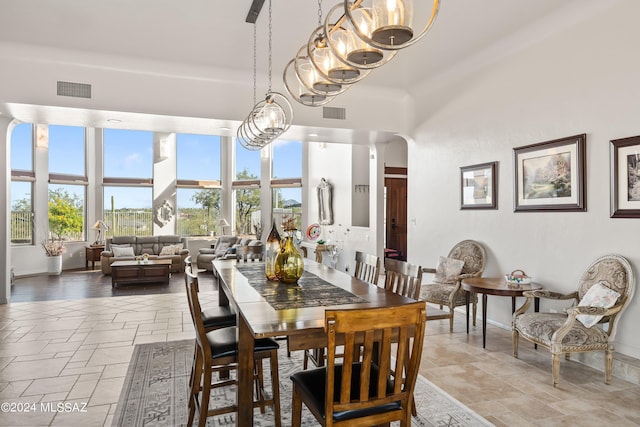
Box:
(383, 258, 423, 300)
(353, 251, 381, 286)
(513, 254, 635, 387)
(291, 301, 427, 427)
(184, 269, 281, 427)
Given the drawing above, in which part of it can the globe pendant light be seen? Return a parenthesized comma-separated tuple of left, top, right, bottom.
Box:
(283, 57, 335, 107)
(345, 0, 440, 51)
(238, 0, 293, 151)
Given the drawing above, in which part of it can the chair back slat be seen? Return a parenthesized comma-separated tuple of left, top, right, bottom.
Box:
(185, 270, 210, 360)
(354, 251, 381, 286)
(324, 302, 427, 424)
(383, 258, 423, 300)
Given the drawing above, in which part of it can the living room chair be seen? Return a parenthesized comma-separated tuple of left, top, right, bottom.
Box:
(420, 240, 486, 332)
(513, 254, 635, 387)
(353, 251, 381, 286)
(383, 258, 422, 300)
(291, 301, 427, 427)
(184, 270, 281, 426)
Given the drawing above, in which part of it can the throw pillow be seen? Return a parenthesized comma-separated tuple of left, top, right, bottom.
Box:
(172, 243, 183, 254)
(159, 245, 176, 256)
(576, 281, 620, 328)
(110, 243, 131, 250)
(434, 256, 465, 284)
(112, 246, 135, 258)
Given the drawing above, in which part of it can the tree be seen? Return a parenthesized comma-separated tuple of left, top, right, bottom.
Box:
(191, 189, 221, 233)
(48, 188, 83, 240)
(236, 169, 261, 235)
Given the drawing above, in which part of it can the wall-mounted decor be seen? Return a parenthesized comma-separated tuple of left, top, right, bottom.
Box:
(317, 178, 334, 225)
(155, 200, 174, 226)
(514, 134, 586, 212)
(610, 135, 640, 218)
(460, 161, 497, 210)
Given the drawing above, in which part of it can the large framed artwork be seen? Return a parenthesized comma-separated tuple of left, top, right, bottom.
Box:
(610, 135, 640, 218)
(513, 134, 586, 212)
(460, 161, 497, 210)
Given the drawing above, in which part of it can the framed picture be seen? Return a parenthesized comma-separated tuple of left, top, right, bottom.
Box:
(610, 135, 640, 218)
(514, 134, 586, 212)
(460, 162, 497, 209)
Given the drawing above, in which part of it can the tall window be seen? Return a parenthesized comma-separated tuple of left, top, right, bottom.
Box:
(233, 139, 261, 237)
(271, 140, 303, 230)
(10, 123, 34, 245)
(103, 129, 153, 236)
(176, 133, 221, 236)
(48, 125, 86, 241)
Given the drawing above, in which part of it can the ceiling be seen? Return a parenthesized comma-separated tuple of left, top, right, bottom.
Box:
(0, 0, 610, 142)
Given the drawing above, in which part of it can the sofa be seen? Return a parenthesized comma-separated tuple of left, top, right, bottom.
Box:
(101, 235, 190, 274)
(196, 236, 263, 271)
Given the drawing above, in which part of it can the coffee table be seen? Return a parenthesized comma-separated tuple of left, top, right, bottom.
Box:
(461, 277, 542, 348)
(110, 259, 172, 288)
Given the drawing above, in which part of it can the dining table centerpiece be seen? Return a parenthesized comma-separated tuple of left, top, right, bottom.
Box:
(274, 216, 304, 284)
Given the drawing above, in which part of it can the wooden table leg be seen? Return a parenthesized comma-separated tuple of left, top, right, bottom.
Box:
(465, 291, 470, 334)
(482, 293, 488, 349)
(237, 312, 255, 427)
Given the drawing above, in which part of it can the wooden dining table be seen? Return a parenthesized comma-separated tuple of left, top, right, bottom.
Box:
(213, 258, 416, 427)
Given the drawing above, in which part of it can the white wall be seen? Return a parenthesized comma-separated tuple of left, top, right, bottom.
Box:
(408, 1, 640, 359)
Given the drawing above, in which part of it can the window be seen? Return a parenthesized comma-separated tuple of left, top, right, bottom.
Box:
(176, 133, 221, 236)
(235, 139, 261, 182)
(104, 186, 153, 237)
(104, 129, 153, 179)
(10, 123, 34, 245)
(234, 188, 261, 237)
(103, 129, 153, 236)
(271, 140, 303, 230)
(48, 184, 85, 241)
(48, 125, 86, 241)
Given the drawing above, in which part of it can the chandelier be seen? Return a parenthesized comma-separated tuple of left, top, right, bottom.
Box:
(238, 0, 293, 151)
(283, 0, 440, 106)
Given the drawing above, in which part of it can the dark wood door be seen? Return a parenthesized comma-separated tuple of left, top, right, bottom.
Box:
(385, 167, 407, 261)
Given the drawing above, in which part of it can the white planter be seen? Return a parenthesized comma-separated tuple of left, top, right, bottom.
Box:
(48, 255, 62, 275)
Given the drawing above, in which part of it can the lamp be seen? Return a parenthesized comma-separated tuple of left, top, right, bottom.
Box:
(91, 220, 109, 246)
(238, 0, 293, 151)
(218, 218, 230, 235)
(283, 0, 440, 106)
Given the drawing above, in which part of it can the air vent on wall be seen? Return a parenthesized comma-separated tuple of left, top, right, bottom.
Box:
(323, 106, 346, 120)
(57, 81, 92, 99)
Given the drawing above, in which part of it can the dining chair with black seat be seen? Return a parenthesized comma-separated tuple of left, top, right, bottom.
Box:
(383, 258, 423, 300)
(353, 251, 381, 286)
(291, 301, 427, 427)
(185, 269, 281, 427)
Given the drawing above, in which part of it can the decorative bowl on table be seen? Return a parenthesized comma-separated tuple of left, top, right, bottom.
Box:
(505, 269, 531, 287)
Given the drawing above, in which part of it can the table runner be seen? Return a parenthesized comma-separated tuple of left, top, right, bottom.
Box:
(235, 263, 367, 310)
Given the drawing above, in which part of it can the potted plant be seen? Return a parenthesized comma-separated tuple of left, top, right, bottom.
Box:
(42, 238, 65, 275)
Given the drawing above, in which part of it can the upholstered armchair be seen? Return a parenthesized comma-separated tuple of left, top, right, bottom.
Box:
(420, 240, 487, 332)
(513, 254, 635, 387)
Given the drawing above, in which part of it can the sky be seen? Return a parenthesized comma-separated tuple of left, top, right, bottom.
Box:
(10, 123, 302, 210)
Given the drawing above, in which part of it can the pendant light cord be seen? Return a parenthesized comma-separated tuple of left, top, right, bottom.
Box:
(252, 22, 257, 106)
(267, 0, 273, 95)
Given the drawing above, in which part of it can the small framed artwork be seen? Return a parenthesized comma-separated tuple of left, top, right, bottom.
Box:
(460, 161, 497, 209)
(610, 135, 640, 218)
(514, 134, 586, 212)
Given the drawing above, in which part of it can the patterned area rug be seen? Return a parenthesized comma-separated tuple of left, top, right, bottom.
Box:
(234, 263, 367, 310)
(113, 340, 493, 426)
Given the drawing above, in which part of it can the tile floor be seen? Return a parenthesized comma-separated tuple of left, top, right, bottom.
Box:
(1, 272, 639, 426)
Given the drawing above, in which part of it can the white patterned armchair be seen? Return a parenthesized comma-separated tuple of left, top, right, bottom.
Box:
(420, 240, 487, 332)
(513, 254, 635, 387)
